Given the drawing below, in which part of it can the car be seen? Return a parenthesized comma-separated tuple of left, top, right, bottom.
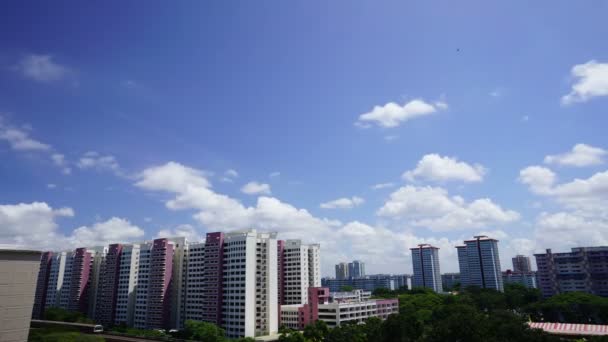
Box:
(93, 325, 104, 333)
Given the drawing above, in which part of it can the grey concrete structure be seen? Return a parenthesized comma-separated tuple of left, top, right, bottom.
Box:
(0, 249, 41, 342)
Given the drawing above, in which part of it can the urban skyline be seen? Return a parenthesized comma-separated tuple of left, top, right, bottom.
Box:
(1, 2, 608, 279)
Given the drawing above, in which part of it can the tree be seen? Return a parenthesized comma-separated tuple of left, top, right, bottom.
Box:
(362, 316, 385, 342)
(279, 326, 307, 342)
(325, 322, 365, 342)
(303, 320, 328, 342)
(382, 313, 423, 342)
(504, 283, 541, 311)
(339, 285, 354, 292)
(183, 320, 226, 342)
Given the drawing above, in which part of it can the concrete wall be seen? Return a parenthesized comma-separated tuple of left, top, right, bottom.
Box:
(0, 249, 41, 342)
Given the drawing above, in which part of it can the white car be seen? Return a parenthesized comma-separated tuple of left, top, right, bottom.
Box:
(93, 325, 104, 333)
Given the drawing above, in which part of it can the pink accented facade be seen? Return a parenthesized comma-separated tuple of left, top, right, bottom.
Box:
(95, 243, 123, 326)
(68, 248, 93, 314)
(146, 238, 174, 329)
(202, 232, 224, 325)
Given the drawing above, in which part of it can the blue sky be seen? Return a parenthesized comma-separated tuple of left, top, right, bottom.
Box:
(1, 1, 607, 276)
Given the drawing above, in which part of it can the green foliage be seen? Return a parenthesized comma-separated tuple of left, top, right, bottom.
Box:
(303, 320, 328, 342)
(183, 320, 226, 341)
(372, 287, 409, 299)
(29, 327, 105, 342)
(279, 326, 307, 342)
(109, 325, 166, 338)
(339, 285, 354, 292)
(527, 291, 608, 324)
(43, 307, 94, 324)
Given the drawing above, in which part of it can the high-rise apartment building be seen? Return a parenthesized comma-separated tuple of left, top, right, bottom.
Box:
(411, 244, 442, 292)
(335, 262, 349, 280)
(441, 273, 461, 291)
(280, 240, 321, 305)
(512, 255, 532, 273)
(348, 260, 365, 279)
(502, 270, 537, 289)
(32, 251, 53, 319)
(535, 247, 608, 298)
(220, 230, 278, 339)
(457, 236, 504, 292)
(33, 229, 318, 338)
(114, 244, 141, 326)
(95, 244, 122, 326)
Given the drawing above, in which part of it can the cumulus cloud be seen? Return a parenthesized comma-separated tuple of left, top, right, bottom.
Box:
(0, 202, 145, 251)
(377, 185, 519, 231)
(269, 172, 281, 178)
(544, 144, 607, 167)
(241, 181, 271, 195)
(403, 154, 486, 183)
(68, 217, 144, 247)
(51, 153, 71, 174)
(320, 196, 364, 209)
(518, 166, 557, 195)
(535, 212, 608, 251)
(77, 151, 121, 174)
(356, 98, 447, 128)
(156, 224, 201, 242)
(136, 162, 211, 192)
(0, 202, 73, 249)
(562, 60, 608, 105)
(16, 54, 70, 82)
(519, 165, 608, 213)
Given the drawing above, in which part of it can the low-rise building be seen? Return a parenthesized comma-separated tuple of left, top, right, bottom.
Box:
(280, 287, 398, 330)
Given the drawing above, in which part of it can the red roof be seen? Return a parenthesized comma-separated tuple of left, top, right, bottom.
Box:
(529, 322, 608, 336)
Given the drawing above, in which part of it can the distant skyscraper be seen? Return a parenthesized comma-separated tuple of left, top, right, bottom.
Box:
(335, 262, 349, 280)
(535, 247, 608, 298)
(95, 244, 122, 326)
(441, 273, 461, 291)
(410, 244, 442, 292)
(512, 255, 532, 273)
(32, 251, 53, 319)
(348, 260, 365, 279)
(457, 236, 504, 292)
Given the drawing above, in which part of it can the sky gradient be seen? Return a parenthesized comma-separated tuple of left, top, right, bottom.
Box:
(1, 1, 607, 276)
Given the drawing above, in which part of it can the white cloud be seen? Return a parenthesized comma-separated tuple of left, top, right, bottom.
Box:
(544, 144, 607, 167)
(47, 184, 56, 189)
(519, 166, 608, 213)
(0, 117, 50, 151)
(356, 98, 447, 128)
(51, 153, 71, 174)
(0, 115, 73, 174)
(17, 54, 69, 82)
(403, 154, 486, 183)
(269, 172, 281, 178)
(136, 162, 211, 192)
(224, 169, 238, 178)
(371, 182, 395, 190)
(562, 60, 608, 104)
(320, 196, 364, 209)
(77, 151, 121, 175)
(377, 185, 519, 231)
(156, 224, 201, 242)
(518, 166, 557, 195)
(535, 211, 608, 251)
(241, 181, 271, 195)
(68, 217, 144, 247)
(0, 202, 74, 249)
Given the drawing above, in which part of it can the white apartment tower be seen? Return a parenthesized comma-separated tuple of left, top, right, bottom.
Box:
(114, 244, 141, 326)
(282, 240, 321, 305)
(222, 230, 278, 339)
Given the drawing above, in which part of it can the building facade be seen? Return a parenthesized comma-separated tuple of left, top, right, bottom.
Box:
(535, 247, 608, 298)
(457, 236, 504, 292)
(32, 251, 53, 319)
(502, 270, 537, 289)
(335, 262, 349, 280)
(0, 250, 42, 342)
(321, 274, 409, 292)
(280, 287, 397, 330)
(411, 244, 443, 292)
(348, 260, 365, 279)
(512, 255, 533, 273)
(280, 240, 321, 305)
(441, 273, 461, 291)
